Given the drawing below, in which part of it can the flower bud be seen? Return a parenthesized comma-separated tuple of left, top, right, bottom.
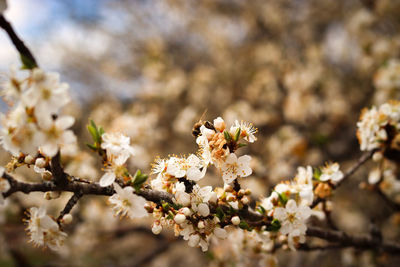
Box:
(181, 207, 192, 217)
(224, 184, 233, 192)
(213, 117, 226, 132)
(197, 221, 205, 229)
(152, 221, 163, 235)
(42, 170, 53, 181)
(44, 191, 61, 200)
(24, 155, 35, 165)
(238, 189, 245, 197)
(241, 196, 250, 205)
(231, 216, 240, 225)
(372, 152, 383, 162)
(174, 213, 186, 224)
(62, 214, 73, 224)
(35, 158, 46, 168)
(144, 203, 154, 213)
(244, 189, 252, 195)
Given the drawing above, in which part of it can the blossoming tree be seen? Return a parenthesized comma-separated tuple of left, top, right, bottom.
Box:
(1, 4, 400, 266)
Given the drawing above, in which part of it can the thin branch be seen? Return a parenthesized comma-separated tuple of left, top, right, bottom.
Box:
(0, 14, 38, 68)
(51, 152, 68, 186)
(57, 191, 83, 222)
(306, 226, 400, 254)
(335, 150, 375, 188)
(375, 187, 400, 211)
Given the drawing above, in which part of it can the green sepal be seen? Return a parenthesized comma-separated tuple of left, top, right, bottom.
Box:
(215, 207, 225, 221)
(238, 220, 252, 231)
(274, 190, 288, 206)
(132, 169, 148, 191)
(86, 143, 97, 151)
(257, 205, 266, 215)
(20, 54, 37, 70)
(224, 130, 232, 141)
(234, 128, 241, 142)
(266, 219, 281, 232)
(162, 202, 170, 211)
(313, 167, 322, 180)
(237, 143, 247, 148)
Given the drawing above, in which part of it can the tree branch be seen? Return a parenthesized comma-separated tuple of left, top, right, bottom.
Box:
(306, 226, 400, 254)
(335, 150, 375, 188)
(57, 191, 83, 221)
(0, 14, 38, 68)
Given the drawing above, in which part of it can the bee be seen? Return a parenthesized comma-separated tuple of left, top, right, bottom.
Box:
(192, 109, 216, 137)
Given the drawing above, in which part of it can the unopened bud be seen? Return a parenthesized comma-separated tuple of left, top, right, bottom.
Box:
(241, 196, 250, 205)
(174, 213, 186, 224)
(62, 214, 73, 224)
(24, 155, 35, 165)
(226, 194, 236, 202)
(181, 207, 192, 217)
(372, 152, 383, 162)
(224, 184, 233, 192)
(198, 221, 205, 229)
(35, 158, 46, 168)
(238, 189, 245, 197)
(42, 171, 53, 181)
(231, 216, 240, 225)
(244, 189, 251, 195)
(152, 221, 163, 235)
(44, 191, 61, 200)
(144, 203, 154, 213)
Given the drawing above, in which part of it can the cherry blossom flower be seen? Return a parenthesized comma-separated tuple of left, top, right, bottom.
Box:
(166, 154, 206, 181)
(22, 69, 70, 115)
(99, 154, 129, 187)
(0, 105, 44, 156)
(101, 132, 134, 159)
(319, 163, 344, 183)
(38, 115, 76, 157)
(229, 120, 257, 143)
(108, 183, 148, 219)
(221, 153, 252, 184)
(291, 166, 314, 204)
(25, 207, 67, 251)
(273, 199, 311, 236)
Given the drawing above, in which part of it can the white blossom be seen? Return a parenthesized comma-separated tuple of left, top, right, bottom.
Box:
(22, 69, 70, 115)
(101, 132, 134, 159)
(229, 120, 257, 143)
(320, 163, 344, 183)
(38, 115, 76, 157)
(274, 200, 311, 236)
(99, 154, 129, 187)
(166, 154, 206, 181)
(221, 153, 252, 184)
(108, 183, 148, 219)
(25, 207, 67, 251)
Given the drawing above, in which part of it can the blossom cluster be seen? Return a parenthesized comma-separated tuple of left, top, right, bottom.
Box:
(357, 100, 400, 151)
(256, 162, 343, 250)
(24, 207, 67, 251)
(0, 68, 76, 158)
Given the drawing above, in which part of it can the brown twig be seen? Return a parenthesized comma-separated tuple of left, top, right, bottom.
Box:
(57, 191, 83, 222)
(306, 226, 400, 253)
(0, 14, 38, 68)
(334, 150, 375, 188)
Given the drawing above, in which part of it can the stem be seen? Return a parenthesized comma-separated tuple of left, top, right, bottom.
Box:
(0, 14, 38, 68)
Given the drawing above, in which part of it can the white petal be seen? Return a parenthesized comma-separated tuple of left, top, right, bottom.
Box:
(55, 116, 75, 130)
(99, 172, 116, 187)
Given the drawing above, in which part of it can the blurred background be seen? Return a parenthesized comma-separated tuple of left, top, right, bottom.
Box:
(1, 0, 400, 266)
